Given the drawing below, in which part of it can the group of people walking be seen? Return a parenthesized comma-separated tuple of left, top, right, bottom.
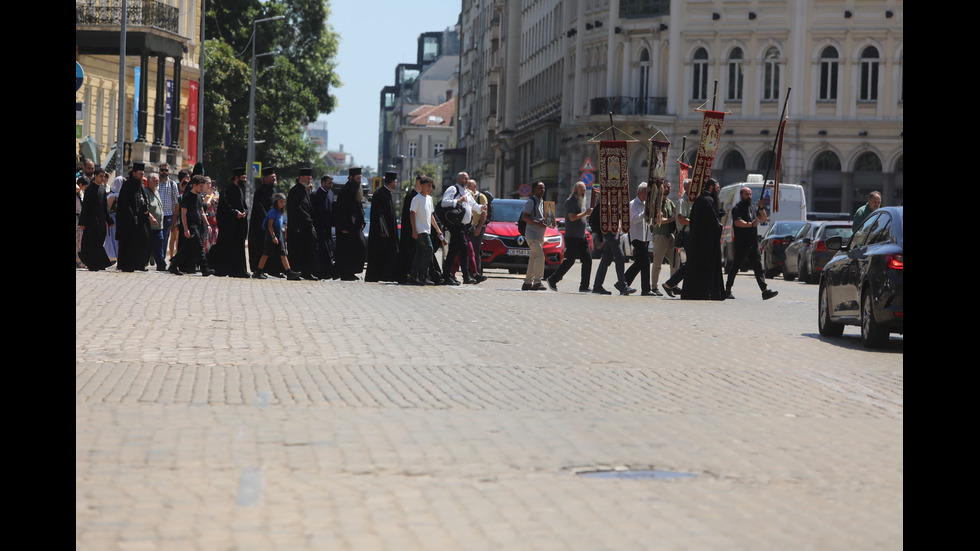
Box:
(76, 159, 779, 302)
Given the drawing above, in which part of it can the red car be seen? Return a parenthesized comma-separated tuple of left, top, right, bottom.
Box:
(480, 199, 564, 274)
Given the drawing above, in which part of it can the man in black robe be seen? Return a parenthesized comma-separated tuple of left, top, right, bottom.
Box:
(681, 178, 725, 300)
(333, 167, 366, 281)
(208, 167, 250, 277)
(286, 167, 319, 280)
(397, 175, 422, 283)
(365, 171, 400, 282)
(78, 167, 114, 271)
(312, 174, 337, 279)
(169, 175, 213, 276)
(115, 162, 153, 272)
(248, 166, 284, 276)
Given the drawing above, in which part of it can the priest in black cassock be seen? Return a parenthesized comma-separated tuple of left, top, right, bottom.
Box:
(365, 171, 400, 282)
(78, 167, 114, 271)
(115, 162, 153, 272)
(397, 175, 422, 283)
(312, 174, 337, 279)
(333, 167, 366, 281)
(286, 167, 319, 280)
(208, 167, 250, 277)
(681, 178, 725, 300)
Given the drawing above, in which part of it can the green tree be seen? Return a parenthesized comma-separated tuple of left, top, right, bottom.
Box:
(203, 0, 340, 180)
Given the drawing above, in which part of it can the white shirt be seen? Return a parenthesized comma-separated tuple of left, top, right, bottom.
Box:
(410, 193, 434, 234)
(628, 196, 650, 242)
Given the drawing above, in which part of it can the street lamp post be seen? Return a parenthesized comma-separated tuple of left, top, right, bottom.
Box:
(246, 15, 285, 206)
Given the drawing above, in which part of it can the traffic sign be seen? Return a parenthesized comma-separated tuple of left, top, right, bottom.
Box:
(76, 62, 84, 91)
(580, 157, 595, 172)
(251, 162, 262, 179)
(581, 172, 594, 186)
(518, 183, 532, 196)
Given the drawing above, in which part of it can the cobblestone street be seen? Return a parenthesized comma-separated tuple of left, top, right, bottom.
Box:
(76, 267, 903, 550)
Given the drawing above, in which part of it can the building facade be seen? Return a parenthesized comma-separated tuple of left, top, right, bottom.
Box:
(76, 0, 204, 174)
(459, 0, 903, 213)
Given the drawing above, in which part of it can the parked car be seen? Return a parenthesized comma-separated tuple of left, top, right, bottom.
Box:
(480, 199, 564, 274)
(785, 221, 853, 283)
(759, 220, 808, 278)
(818, 206, 903, 348)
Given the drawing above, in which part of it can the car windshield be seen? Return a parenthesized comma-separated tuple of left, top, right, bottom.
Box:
(822, 225, 852, 240)
(769, 221, 806, 237)
(491, 200, 527, 223)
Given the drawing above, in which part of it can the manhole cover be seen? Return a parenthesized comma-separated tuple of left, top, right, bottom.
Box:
(577, 469, 695, 480)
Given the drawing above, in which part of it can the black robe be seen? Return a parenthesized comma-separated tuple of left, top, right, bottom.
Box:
(248, 183, 283, 274)
(208, 181, 249, 276)
(365, 185, 399, 282)
(333, 185, 366, 279)
(681, 189, 725, 300)
(115, 175, 151, 271)
(286, 182, 317, 275)
(312, 185, 336, 278)
(78, 183, 113, 270)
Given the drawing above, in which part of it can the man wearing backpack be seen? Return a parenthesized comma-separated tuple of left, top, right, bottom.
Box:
(520, 181, 550, 291)
(439, 171, 484, 285)
(466, 179, 489, 281)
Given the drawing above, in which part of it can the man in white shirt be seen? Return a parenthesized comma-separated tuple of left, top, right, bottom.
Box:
(440, 171, 485, 285)
(624, 182, 655, 295)
(409, 176, 445, 285)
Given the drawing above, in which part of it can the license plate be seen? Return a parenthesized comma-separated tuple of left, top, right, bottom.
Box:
(508, 248, 530, 257)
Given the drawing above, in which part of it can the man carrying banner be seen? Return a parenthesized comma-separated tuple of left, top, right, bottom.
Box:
(725, 186, 778, 300)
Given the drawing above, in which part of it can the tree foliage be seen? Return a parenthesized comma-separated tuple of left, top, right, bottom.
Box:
(202, 0, 340, 181)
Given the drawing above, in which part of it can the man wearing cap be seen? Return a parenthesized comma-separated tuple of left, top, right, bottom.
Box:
(208, 167, 250, 277)
(313, 174, 337, 279)
(365, 171, 400, 282)
(286, 167, 319, 280)
(248, 166, 284, 276)
(333, 167, 366, 281)
(115, 162, 154, 272)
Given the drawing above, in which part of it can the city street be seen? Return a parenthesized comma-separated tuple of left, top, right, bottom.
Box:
(76, 265, 903, 550)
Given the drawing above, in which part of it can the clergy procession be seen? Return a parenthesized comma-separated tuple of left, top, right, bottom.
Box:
(76, 103, 790, 302)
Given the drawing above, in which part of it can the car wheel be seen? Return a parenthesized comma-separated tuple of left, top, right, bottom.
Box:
(818, 281, 844, 337)
(861, 288, 889, 348)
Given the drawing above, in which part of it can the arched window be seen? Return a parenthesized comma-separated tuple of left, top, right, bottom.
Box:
(758, 151, 776, 172)
(722, 150, 746, 170)
(692, 48, 708, 101)
(727, 47, 743, 101)
(638, 48, 651, 99)
(860, 46, 879, 101)
(854, 152, 882, 172)
(763, 47, 780, 100)
(813, 151, 841, 171)
(819, 46, 838, 101)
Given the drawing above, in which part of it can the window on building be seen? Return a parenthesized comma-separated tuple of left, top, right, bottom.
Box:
(813, 151, 841, 171)
(860, 46, 880, 101)
(763, 47, 780, 100)
(408, 142, 417, 157)
(692, 48, 708, 101)
(727, 47, 743, 101)
(638, 48, 651, 99)
(819, 46, 838, 101)
(433, 143, 445, 156)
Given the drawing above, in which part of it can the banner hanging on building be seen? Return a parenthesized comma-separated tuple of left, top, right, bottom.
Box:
(645, 140, 670, 224)
(687, 110, 725, 202)
(597, 140, 631, 234)
(187, 80, 199, 166)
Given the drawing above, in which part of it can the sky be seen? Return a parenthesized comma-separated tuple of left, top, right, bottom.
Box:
(317, 0, 460, 172)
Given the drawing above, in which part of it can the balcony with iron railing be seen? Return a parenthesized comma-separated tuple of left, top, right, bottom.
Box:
(76, 0, 179, 35)
(590, 97, 668, 116)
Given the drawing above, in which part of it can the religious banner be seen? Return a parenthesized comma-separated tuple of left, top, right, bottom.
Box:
(187, 80, 199, 166)
(687, 110, 725, 202)
(645, 139, 670, 224)
(678, 161, 690, 201)
(772, 117, 787, 213)
(597, 141, 631, 234)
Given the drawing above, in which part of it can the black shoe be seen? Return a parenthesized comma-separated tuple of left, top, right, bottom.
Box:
(442, 277, 461, 286)
(546, 278, 558, 292)
(463, 277, 478, 284)
(762, 289, 778, 300)
(641, 290, 660, 296)
(252, 270, 268, 279)
(662, 283, 678, 297)
(614, 282, 636, 295)
(473, 274, 488, 283)
(168, 266, 184, 276)
(521, 283, 534, 291)
(285, 270, 302, 281)
(302, 273, 319, 281)
(531, 282, 547, 291)
(592, 286, 612, 295)
(725, 290, 735, 300)
(202, 268, 215, 277)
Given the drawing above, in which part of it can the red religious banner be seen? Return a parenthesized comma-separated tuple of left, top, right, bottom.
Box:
(187, 80, 199, 166)
(687, 110, 725, 202)
(678, 161, 690, 201)
(772, 117, 787, 213)
(597, 140, 631, 234)
(645, 140, 670, 224)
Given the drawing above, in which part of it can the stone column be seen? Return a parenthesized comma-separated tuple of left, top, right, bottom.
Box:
(136, 50, 150, 142)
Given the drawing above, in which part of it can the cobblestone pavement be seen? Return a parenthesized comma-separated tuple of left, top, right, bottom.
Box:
(76, 266, 903, 550)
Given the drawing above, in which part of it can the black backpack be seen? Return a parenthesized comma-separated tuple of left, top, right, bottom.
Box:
(434, 183, 466, 230)
(517, 196, 538, 236)
(482, 190, 495, 223)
